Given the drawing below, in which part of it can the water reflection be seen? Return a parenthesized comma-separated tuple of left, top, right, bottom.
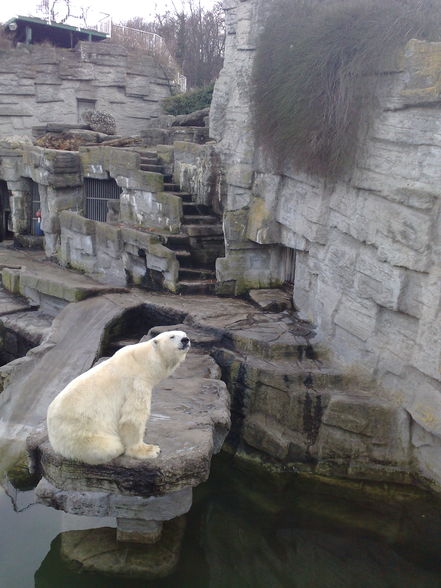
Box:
(37, 518, 186, 582)
(3, 453, 441, 587)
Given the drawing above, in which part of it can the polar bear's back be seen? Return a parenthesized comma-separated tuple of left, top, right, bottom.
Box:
(47, 346, 139, 439)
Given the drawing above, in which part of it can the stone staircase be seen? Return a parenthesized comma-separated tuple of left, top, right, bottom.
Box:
(137, 149, 224, 295)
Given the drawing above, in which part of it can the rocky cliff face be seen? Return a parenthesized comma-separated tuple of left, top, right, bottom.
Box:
(0, 42, 172, 136)
(210, 0, 441, 487)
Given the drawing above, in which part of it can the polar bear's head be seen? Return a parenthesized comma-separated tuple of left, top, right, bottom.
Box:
(152, 330, 191, 353)
(150, 330, 191, 374)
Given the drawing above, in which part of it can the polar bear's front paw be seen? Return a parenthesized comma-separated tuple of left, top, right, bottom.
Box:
(125, 443, 161, 459)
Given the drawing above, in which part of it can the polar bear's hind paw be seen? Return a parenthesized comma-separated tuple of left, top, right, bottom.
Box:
(125, 443, 161, 459)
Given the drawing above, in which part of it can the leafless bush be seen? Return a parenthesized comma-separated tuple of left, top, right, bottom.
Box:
(253, 0, 441, 178)
(0, 26, 13, 49)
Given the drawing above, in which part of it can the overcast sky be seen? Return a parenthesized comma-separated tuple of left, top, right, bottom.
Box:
(0, 1, 218, 27)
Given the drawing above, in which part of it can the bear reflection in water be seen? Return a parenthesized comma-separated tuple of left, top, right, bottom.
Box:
(47, 331, 190, 465)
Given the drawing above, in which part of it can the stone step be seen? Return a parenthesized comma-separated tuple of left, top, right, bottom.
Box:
(164, 183, 180, 192)
(140, 164, 163, 173)
(177, 279, 217, 295)
(248, 288, 293, 313)
(187, 249, 223, 267)
(163, 234, 190, 249)
(229, 332, 317, 361)
(211, 310, 318, 360)
(139, 156, 159, 164)
(183, 224, 224, 237)
(1, 266, 128, 305)
(137, 150, 157, 159)
(166, 191, 193, 202)
(212, 347, 343, 388)
(182, 214, 219, 225)
(178, 267, 216, 280)
(0, 287, 33, 316)
(0, 310, 53, 365)
(169, 244, 220, 268)
(188, 235, 225, 247)
(182, 202, 211, 215)
(174, 249, 192, 261)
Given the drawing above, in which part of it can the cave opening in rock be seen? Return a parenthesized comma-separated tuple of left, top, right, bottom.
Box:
(99, 304, 188, 357)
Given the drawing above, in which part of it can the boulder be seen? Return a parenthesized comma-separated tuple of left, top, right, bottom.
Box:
(172, 107, 210, 127)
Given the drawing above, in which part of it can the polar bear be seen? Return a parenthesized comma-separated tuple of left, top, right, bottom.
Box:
(47, 330, 190, 465)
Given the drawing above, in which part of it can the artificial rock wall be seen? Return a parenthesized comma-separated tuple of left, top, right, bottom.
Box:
(210, 0, 441, 485)
(0, 41, 173, 137)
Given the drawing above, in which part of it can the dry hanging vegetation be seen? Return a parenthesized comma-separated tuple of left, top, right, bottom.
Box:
(253, 0, 441, 178)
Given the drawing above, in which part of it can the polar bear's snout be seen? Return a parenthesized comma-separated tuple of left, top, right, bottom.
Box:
(180, 336, 190, 350)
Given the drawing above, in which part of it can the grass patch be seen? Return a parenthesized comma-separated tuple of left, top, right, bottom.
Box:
(253, 0, 441, 178)
(162, 82, 214, 115)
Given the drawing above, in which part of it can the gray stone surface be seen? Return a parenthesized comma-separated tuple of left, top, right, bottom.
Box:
(59, 211, 179, 291)
(0, 288, 31, 316)
(0, 245, 438, 491)
(0, 42, 173, 137)
(0, 248, 128, 305)
(32, 375, 230, 496)
(36, 478, 192, 521)
(0, 309, 53, 366)
(172, 107, 210, 127)
(248, 288, 293, 312)
(173, 142, 225, 215)
(206, 0, 441, 488)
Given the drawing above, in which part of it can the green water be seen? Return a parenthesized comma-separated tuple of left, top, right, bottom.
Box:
(2, 453, 441, 588)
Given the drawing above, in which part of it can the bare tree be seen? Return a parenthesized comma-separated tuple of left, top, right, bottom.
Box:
(36, 0, 90, 27)
(123, 1, 225, 88)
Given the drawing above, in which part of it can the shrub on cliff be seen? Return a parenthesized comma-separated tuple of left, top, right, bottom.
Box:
(162, 83, 214, 115)
(253, 0, 441, 177)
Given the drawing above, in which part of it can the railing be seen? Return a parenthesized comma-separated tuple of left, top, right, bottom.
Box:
(111, 25, 165, 54)
(92, 18, 187, 93)
(94, 15, 112, 35)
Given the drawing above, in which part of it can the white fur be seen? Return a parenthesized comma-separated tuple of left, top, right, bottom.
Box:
(47, 330, 190, 465)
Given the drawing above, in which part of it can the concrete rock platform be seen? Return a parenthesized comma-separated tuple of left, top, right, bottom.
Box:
(30, 374, 230, 496)
(0, 245, 128, 308)
(0, 245, 416, 499)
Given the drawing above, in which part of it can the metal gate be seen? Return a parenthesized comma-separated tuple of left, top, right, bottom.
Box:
(0, 180, 12, 241)
(31, 181, 43, 236)
(84, 178, 122, 222)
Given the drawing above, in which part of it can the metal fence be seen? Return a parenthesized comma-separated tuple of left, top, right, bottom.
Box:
(84, 178, 122, 222)
(92, 18, 187, 93)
